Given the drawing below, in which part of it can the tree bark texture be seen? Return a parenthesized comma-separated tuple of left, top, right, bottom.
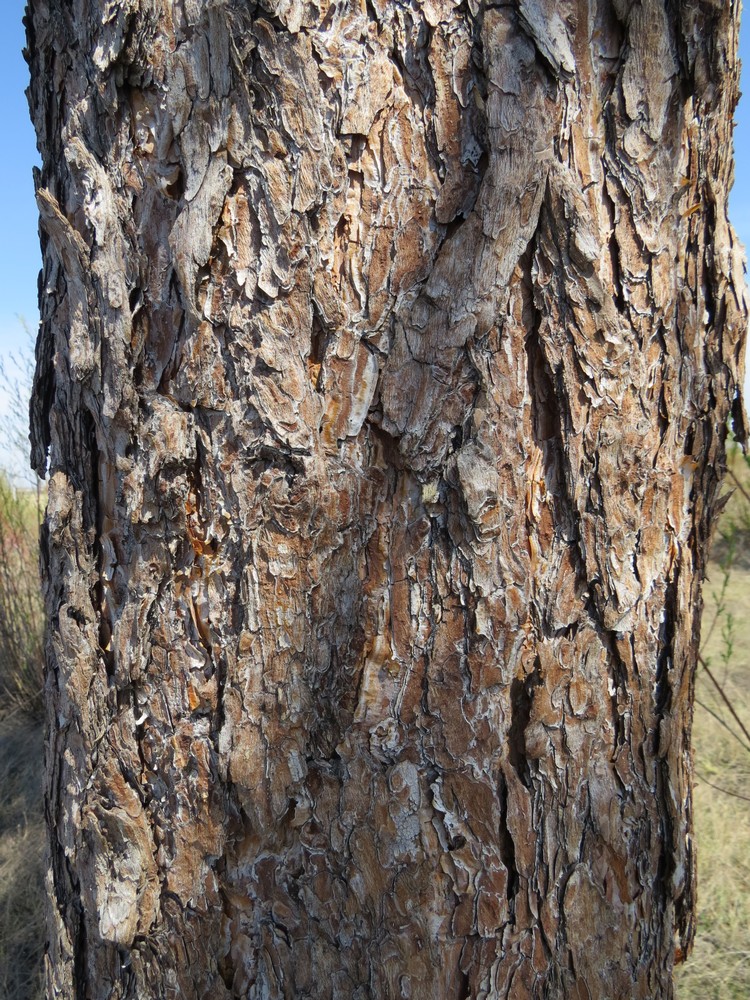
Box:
(27, 1, 746, 997)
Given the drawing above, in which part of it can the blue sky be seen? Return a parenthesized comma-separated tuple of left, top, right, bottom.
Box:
(1, 4, 749, 407)
(0, 2, 41, 357)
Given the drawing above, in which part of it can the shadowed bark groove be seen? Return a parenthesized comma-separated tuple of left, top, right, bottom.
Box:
(26, 0, 745, 997)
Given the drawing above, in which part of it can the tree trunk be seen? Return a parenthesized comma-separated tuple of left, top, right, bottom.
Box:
(27, 1, 746, 997)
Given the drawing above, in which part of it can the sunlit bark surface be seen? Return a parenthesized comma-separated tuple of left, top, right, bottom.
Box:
(27, 1, 746, 997)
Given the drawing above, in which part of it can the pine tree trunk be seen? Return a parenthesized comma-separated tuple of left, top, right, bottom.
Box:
(27, 1, 746, 997)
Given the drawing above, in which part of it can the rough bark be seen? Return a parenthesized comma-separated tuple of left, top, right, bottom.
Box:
(27, 1, 746, 997)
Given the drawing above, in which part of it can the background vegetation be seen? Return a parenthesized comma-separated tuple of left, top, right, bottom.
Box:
(0, 350, 45, 1000)
(0, 711, 43, 1000)
(0, 477, 43, 1000)
(676, 443, 750, 999)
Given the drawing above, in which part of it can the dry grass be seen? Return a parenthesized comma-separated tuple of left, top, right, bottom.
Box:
(0, 715, 44, 1000)
(0, 473, 46, 999)
(675, 446, 750, 999)
(0, 479, 44, 720)
(675, 567, 750, 998)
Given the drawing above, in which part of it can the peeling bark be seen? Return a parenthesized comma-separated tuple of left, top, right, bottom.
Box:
(27, 1, 746, 997)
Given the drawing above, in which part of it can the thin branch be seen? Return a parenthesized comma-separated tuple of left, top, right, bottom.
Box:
(726, 466, 750, 506)
(700, 563, 732, 649)
(698, 654, 750, 748)
(694, 696, 750, 753)
(695, 769, 750, 804)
